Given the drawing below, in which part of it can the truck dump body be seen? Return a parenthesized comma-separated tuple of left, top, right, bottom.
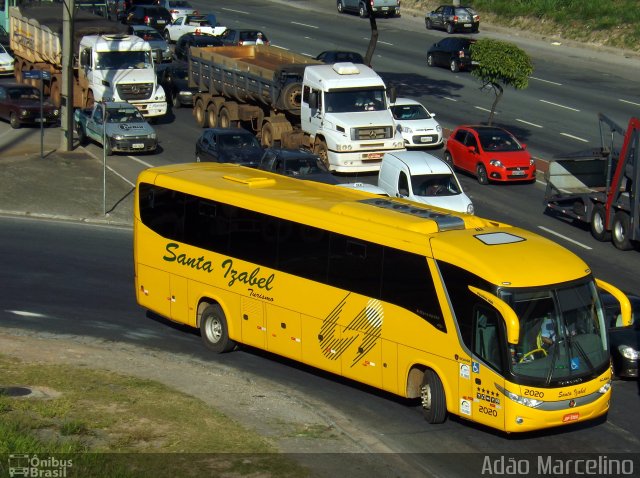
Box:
(189, 45, 322, 114)
(10, 5, 126, 67)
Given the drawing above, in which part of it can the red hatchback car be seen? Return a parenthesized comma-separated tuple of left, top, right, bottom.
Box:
(445, 125, 535, 184)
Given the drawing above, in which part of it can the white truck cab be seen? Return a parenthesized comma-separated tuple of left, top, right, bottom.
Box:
(78, 34, 167, 118)
(378, 150, 474, 214)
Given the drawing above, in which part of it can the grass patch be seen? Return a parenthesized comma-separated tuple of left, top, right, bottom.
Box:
(0, 354, 307, 477)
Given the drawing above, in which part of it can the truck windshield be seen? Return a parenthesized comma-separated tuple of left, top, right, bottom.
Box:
(97, 51, 153, 70)
(324, 88, 387, 113)
(499, 279, 609, 384)
(107, 108, 145, 123)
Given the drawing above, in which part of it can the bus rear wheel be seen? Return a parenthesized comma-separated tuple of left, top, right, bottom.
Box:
(421, 370, 447, 424)
(200, 304, 236, 353)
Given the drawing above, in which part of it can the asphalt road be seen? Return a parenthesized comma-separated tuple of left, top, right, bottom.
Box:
(1, 216, 639, 476)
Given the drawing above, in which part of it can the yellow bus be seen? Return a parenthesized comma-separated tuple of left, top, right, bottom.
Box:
(134, 162, 631, 433)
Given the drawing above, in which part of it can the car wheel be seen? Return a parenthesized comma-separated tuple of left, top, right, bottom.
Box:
(450, 59, 460, 73)
(77, 125, 88, 146)
(425, 18, 433, 30)
(476, 163, 489, 185)
(337, 1, 344, 14)
(9, 112, 20, 129)
(427, 53, 435, 67)
(444, 151, 454, 167)
(164, 30, 171, 43)
(104, 140, 113, 157)
(590, 204, 611, 242)
(359, 3, 368, 18)
(446, 22, 454, 34)
(612, 211, 634, 251)
(421, 370, 447, 424)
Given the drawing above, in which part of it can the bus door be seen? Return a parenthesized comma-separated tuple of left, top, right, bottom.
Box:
(460, 305, 506, 429)
(241, 297, 266, 349)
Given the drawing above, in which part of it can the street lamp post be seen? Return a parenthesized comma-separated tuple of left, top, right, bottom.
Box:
(61, 0, 75, 151)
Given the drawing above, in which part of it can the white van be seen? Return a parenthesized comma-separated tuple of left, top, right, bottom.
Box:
(377, 150, 474, 214)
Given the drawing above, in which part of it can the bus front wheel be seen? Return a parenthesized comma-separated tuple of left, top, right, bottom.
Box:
(421, 370, 447, 424)
(200, 304, 236, 353)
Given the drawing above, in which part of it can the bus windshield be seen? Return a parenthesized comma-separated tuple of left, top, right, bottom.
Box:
(499, 279, 609, 383)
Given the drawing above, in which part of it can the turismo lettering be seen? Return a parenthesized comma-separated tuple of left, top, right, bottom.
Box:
(221, 259, 274, 290)
(163, 243, 213, 273)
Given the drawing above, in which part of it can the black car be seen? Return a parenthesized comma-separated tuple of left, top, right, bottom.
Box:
(601, 291, 640, 378)
(218, 29, 270, 46)
(123, 5, 172, 30)
(258, 148, 338, 184)
(109, 0, 155, 22)
(195, 128, 263, 167)
(315, 50, 365, 64)
(157, 62, 198, 108)
(425, 5, 480, 34)
(427, 37, 476, 73)
(174, 33, 223, 61)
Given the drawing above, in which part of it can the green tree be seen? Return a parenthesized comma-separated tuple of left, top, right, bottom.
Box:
(470, 39, 533, 125)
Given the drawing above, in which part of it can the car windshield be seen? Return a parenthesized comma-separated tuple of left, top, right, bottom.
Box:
(219, 134, 260, 150)
(107, 108, 145, 123)
(324, 88, 387, 113)
(170, 0, 191, 6)
(7, 88, 40, 100)
(500, 280, 609, 383)
(278, 156, 327, 176)
(391, 104, 431, 120)
(412, 173, 461, 196)
(477, 129, 523, 152)
(97, 51, 152, 69)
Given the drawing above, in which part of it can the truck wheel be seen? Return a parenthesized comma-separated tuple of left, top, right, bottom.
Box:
(206, 103, 219, 128)
(280, 82, 302, 113)
(85, 90, 95, 109)
(194, 99, 207, 127)
(9, 112, 20, 129)
(590, 204, 611, 242)
(260, 122, 274, 147)
(200, 304, 236, 353)
(612, 211, 634, 251)
(421, 370, 447, 424)
(314, 139, 330, 169)
(219, 108, 235, 128)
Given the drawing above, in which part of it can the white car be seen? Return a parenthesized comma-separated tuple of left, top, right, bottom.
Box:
(156, 0, 197, 21)
(163, 14, 226, 43)
(0, 44, 14, 76)
(390, 97, 443, 148)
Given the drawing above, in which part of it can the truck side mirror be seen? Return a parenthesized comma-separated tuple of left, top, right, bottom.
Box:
(309, 91, 318, 109)
(388, 86, 397, 104)
(80, 49, 90, 67)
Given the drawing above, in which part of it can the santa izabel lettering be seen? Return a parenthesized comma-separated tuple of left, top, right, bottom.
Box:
(163, 243, 213, 272)
(221, 259, 275, 290)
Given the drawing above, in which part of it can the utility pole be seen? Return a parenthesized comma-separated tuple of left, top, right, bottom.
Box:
(61, 0, 75, 151)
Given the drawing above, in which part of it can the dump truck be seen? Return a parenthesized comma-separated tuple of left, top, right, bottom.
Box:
(544, 114, 639, 250)
(9, 4, 167, 118)
(189, 45, 404, 173)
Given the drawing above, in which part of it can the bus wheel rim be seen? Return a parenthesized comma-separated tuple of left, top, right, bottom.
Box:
(207, 318, 222, 343)
(421, 384, 432, 410)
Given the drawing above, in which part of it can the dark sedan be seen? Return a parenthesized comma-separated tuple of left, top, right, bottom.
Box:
(195, 128, 263, 167)
(0, 84, 60, 129)
(218, 29, 270, 46)
(258, 148, 339, 184)
(425, 5, 480, 34)
(427, 37, 476, 73)
(601, 291, 640, 378)
(157, 62, 197, 108)
(315, 50, 364, 64)
(123, 5, 172, 30)
(174, 32, 223, 61)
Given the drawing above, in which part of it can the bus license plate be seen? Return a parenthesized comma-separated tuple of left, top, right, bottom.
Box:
(132, 143, 145, 149)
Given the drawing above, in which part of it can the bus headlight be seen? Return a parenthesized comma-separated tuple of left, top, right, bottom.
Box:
(496, 384, 543, 408)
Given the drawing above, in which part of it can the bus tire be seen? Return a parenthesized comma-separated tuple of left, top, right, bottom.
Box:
(590, 204, 611, 242)
(200, 304, 236, 353)
(421, 370, 447, 424)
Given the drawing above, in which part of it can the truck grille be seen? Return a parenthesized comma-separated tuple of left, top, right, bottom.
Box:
(116, 83, 154, 101)
(351, 126, 393, 141)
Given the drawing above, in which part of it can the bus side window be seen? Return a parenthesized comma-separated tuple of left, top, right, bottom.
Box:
(473, 306, 503, 372)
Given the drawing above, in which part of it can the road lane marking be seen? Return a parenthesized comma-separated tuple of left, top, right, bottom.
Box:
(291, 21, 318, 29)
(538, 226, 592, 250)
(475, 106, 493, 113)
(529, 76, 562, 86)
(221, 8, 249, 14)
(516, 118, 543, 128)
(379, 40, 393, 46)
(442, 96, 457, 102)
(539, 99, 580, 111)
(619, 98, 640, 107)
(6, 310, 47, 318)
(127, 156, 154, 168)
(107, 165, 135, 188)
(559, 132, 589, 142)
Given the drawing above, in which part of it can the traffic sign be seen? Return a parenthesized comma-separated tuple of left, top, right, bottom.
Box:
(23, 70, 51, 80)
